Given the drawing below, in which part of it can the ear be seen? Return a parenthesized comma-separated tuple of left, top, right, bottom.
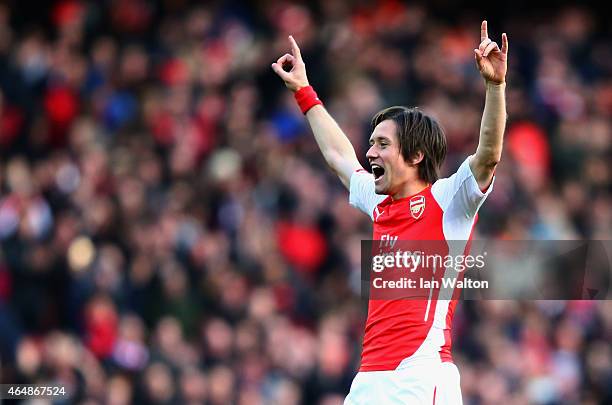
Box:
(410, 151, 424, 165)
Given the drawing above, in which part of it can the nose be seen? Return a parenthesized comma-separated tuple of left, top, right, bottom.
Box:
(366, 145, 377, 161)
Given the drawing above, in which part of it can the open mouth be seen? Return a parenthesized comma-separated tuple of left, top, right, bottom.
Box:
(371, 164, 385, 182)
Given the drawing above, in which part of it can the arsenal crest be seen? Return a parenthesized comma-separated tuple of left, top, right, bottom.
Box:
(409, 195, 425, 219)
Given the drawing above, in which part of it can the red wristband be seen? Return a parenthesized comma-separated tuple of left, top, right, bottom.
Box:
(294, 85, 322, 114)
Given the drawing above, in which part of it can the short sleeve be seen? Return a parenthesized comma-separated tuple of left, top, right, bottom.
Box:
(431, 156, 494, 219)
(349, 170, 387, 221)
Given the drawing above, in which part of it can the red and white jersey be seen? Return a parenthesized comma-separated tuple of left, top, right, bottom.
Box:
(349, 156, 493, 371)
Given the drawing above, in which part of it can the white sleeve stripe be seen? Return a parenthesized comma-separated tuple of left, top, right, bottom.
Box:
(349, 171, 386, 220)
(431, 156, 494, 217)
(451, 176, 484, 218)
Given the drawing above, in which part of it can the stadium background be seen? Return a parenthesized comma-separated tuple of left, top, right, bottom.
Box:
(0, 0, 610, 404)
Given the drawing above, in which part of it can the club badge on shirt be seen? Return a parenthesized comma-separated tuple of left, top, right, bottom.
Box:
(410, 195, 425, 219)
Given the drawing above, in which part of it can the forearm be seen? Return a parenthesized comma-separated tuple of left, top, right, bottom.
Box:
(306, 105, 356, 162)
(474, 82, 506, 169)
(305, 104, 361, 188)
(270, 36, 362, 188)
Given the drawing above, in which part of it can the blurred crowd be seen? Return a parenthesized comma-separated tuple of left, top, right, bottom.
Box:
(0, 0, 610, 404)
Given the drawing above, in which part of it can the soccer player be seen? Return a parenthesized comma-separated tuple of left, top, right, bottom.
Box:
(271, 20, 508, 404)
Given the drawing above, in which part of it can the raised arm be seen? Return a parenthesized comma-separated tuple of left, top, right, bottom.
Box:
(271, 36, 363, 189)
(470, 21, 509, 190)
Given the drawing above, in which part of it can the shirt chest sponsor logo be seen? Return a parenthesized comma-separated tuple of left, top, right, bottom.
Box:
(410, 195, 425, 219)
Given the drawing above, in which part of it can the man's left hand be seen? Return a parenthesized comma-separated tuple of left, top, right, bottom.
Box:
(474, 20, 508, 84)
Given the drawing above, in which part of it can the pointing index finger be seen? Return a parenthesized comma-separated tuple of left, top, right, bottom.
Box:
(481, 20, 488, 41)
(288, 35, 302, 60)
(501, 33, 509, 55)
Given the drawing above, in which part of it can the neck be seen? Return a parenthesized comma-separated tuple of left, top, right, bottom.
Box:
(390, 179, 430, 200)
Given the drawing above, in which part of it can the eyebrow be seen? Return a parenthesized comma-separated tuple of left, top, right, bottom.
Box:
(369, 134, 392, 144)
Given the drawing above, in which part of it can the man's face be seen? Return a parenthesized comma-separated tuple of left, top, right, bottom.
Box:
(366, 120, 412, 195)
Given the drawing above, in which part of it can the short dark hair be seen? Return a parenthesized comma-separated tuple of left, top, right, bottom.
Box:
(371, 106, 447, 184)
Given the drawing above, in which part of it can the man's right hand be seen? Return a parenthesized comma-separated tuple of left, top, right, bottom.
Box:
(271, 36, 310, 92)
(271, 35, 362, 190)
